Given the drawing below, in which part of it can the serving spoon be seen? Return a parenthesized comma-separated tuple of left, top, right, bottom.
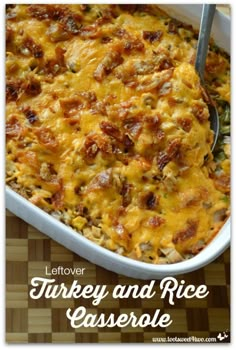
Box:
(195, 4, 219, 151)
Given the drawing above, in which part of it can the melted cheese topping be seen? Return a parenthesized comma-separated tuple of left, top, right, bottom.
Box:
(6, 5, 230, 264)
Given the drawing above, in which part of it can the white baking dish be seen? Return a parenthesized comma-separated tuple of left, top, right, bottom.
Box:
(6, 5, 231, 279)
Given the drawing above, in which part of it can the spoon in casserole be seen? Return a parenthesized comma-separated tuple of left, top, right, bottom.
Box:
(195, 4, 219, 151)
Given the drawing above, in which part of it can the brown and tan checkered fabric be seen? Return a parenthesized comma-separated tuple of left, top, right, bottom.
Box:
(6, 210, 230, 343)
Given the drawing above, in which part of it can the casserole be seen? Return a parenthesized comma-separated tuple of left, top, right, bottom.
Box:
(6, 4, 230, 279)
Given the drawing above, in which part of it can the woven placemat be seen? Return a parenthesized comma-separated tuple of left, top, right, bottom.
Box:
(6, 210, 230, 343)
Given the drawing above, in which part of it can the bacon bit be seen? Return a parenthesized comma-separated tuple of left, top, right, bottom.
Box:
(17, 151, 39, 170)
(117, 101, 133, 118)
(158, 152, 169, 170)
(87, 95, 108, 115)
(29, 5, 69, 21)
(61, 14, 80, 34)
(94, 51, 124, 82)
(59, 97, 82, 117)
(35, 127, 58, 151)
(22, 107, 39, 124)
(102, 141, 115, 155)
(100, 121, 134, 151)
(123, 38, 145, 53)
(158, 58, 173, 71)
(82, 136, 99, 162)
(179, 189, 202, 208)
(145, 115, 160, 132)
(177, 117, 192, 132)
(28, 5, 52, 20)
(6, 116, 22, 138)
(66, 118, 80, 127)
(79, 4, 90, 12)
(44, 47, 67, 76)
(213, 208, 227, 223)
(138, 191, 158, 210)
(113, 28, 144, 53)
(213, 174, 230, 194)
(123, 134, 134, 150)
(113, 28, 128, 38)
(115, 69, 137, 88)
(6, 79, 39, 100)
(168, 19, 179, 34)
(168, 18, 193, 34)
(86, 169, 113, 192)
(206, 53, 227, 74)
(47, 23, 71, 42)
(192, 103, 209, 123)
(181, 22, 193, 31)
(100, 121, 123, 142)
(97, 7, 117, 22)
(56, 46, 66, 66)
(29, 5, 81, 35)
(6, 80, 21, 102)
(166, 138, 181, 159)
(200, 85, 213, 105)
(137, 68, 174, 92)
(148, 216, 165, 228)
(143, 30, 163, 43)
(152, 50, 174, 72)
(120, 182, 132, 207)
(93, 134, 113, 155)
(206, 61, 225, 75)
(142, 176, 148, 182)
(123, 118, 142, 139)
(76, 204, 89, 217)
(51, 182, 64, 209)
(24, 78, 42, 96)
(119, 4, 138, 13)
(90, 101, 107, 115)
(199, 187, 209, 200)
(79, 91, 103, 115)
(158, 138, 182, 169)
(172, 219, 198, 244)
(79, 7, 116, 39)
(6, 27, 13, 44)
(6, 77, 39, 102)
(101, 36, 112, 44)
(80, 91, 97, 104)
(79, 24, 102, 39)
(6, 4, 16, 9)
(22, 37, 44, 58)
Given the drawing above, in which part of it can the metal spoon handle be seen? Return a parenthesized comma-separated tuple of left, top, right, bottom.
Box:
(195, 4, 216, 83)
